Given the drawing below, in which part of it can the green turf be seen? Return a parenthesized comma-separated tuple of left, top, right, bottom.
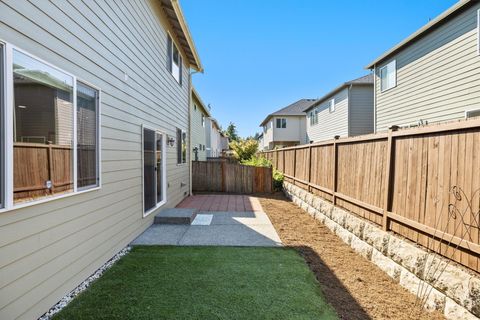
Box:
(53, 246, 337, 320)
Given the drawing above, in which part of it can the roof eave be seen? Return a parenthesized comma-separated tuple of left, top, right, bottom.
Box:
(161, 0, 203, 72)
(365, 0, 473, 69)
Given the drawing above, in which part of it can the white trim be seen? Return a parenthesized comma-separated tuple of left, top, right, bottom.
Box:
(0, 42, 102, 213)
(379, 60, 397, 92)
(142, 124, 167, 218)
(329, 98, 336, 113)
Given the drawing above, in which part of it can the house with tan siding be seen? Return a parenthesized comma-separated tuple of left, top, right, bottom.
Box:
(191, 87, 210, 161)
(259, 99, 316, 150)
(304, 74, 374, 143)
(366, 0, 480, 132)
(0, 1, 202, 319)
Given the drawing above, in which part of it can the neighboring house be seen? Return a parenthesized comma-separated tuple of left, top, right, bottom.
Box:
(191, 87, 210, 161)
(304, 74, 374, 143)
(209, 118, 223, 157)
(0, 1, 202, 319)
(259, 99, 316, 150)
(366, 0, 480, 132)
(258, 133, 266, 151)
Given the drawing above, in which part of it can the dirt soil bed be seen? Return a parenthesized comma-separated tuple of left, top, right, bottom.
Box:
(259, 192, 445, 320)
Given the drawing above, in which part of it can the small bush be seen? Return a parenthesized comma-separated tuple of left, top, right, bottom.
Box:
(230, 139, 259, 162)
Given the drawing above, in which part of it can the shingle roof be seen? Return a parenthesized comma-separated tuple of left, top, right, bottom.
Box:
(303, 74, 373, 112)
(259, 99, 317, 126)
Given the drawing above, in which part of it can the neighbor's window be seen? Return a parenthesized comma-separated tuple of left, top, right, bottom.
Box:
(11, 49, 100, 205)
(77, 82, 99, 190)
(380, 60, 396, 92)
(201, 114, 205, 127)
(309, 111, 314, 125)
(329, 99, 335, 113)
(177, 128, 186, 164)
(276, 118, 286, 128)
(167, 35, 182, 85)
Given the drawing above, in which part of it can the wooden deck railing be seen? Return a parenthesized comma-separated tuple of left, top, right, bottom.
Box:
(262, 118, 480, 273)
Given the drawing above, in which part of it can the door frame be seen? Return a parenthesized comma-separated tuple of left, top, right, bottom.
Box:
(141, 124, 167, 217)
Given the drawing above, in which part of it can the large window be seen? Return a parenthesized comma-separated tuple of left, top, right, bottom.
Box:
(77, 82, 99, 190)
(167, 35, 182, 85)
(380, 60, 396, 92)
(276, 118, 286, 129)
(0, 46, 101, 209)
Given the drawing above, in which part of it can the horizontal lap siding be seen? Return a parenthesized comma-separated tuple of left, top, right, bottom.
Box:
(375, 3, 480, 131)
(273, 116, 305, 143)
(0, 0, 190, 319)
(306, 88, 348, 143)
(349, 86, 374, 136)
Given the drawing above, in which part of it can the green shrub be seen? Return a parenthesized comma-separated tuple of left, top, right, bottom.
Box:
(230, 139, 259, 162)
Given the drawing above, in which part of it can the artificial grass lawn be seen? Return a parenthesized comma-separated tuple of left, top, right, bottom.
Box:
(53, 246, 337, 320)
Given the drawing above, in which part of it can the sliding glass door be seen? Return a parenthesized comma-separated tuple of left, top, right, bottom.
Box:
(143, 127, 165, 215)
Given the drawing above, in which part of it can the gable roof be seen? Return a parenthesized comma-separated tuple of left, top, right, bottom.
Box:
(365, 0, 474, 69)
(303, 74, 373, 112)
(159, 0, 203, 72)
(259, 99, 317, 126)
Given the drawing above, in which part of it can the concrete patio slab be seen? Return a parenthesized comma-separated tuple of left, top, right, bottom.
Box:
(131, 225, 188, 245)
(178, 224, 282, 247)
(207, 211, 273, 226)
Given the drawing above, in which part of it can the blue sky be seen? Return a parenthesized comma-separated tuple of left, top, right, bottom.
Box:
(182, 0, 458, 138)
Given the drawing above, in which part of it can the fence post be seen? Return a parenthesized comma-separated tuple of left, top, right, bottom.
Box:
(382, 126, 397, 231)
(221, 161, 226, 192)
(307, 145, 312, 193)
(332, 137, 339, 205)
(47, 144, 55, 194)
(282, 149, 285, 173)
(293, 148, 297, 185)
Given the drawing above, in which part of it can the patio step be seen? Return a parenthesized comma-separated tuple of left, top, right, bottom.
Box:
(154, 208, 198, 225)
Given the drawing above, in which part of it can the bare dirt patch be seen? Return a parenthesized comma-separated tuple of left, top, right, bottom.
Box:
(259, 192, 445, 320)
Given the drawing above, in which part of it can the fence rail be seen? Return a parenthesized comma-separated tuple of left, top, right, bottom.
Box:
(263, 118, 480, 273)
(192, 161, 273, 194)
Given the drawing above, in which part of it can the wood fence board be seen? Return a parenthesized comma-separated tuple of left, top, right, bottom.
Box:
(262, 119, 480, 273)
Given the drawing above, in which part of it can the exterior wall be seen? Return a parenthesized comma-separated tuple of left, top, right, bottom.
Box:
(210, 124, 222, 157)
(374, 3, 480, 131)
(0, 1, 191, 319)
(262, 119, 274, 149)
(272, 115, 306, 144)
(306, 88, 349, 142)
(205, 117, 212, 157)
(349, 85, 374, 136)
(190, 96, 207, 161)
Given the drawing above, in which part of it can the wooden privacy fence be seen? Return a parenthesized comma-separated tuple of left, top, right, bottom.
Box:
(192, 161, 273, 194)
(263, 119, 480, 273)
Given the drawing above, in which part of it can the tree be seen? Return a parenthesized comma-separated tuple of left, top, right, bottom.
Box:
(224, 122, 239, 142)
(229, 139, 258, 161)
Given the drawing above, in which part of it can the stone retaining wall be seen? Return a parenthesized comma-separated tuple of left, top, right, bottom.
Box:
(283, 181, 480, 320)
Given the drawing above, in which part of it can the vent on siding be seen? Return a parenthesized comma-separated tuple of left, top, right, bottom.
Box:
(466, 109, 480, 119)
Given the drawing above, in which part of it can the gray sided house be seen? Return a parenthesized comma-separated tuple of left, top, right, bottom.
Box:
(191, 87, 210, 161)
(260, 99, 316, 150)
(0, 1, 202, 319)
(304, 74, 374, 143)
(366, 0, 480, 132)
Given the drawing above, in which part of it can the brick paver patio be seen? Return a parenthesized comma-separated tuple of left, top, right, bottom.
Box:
(176, 194, 263, 212)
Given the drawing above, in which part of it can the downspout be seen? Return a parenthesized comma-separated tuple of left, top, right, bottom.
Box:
(188, 69, 200, 196)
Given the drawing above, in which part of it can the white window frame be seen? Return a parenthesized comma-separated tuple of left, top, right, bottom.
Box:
(0, 41, 101, 214)
(141, 125, 167, 217)
(477, 9, 480, 55)
(379, 60, 397, 92)
(201, 114, 205, 127)
(167, 33, 182, 85)
(329, 99, 335, 113)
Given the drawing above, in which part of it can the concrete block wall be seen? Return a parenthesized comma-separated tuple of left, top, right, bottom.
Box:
(283, 181, 480, 320)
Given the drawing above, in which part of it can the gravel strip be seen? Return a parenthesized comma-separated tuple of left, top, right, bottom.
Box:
(38, 246, 131, 320)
